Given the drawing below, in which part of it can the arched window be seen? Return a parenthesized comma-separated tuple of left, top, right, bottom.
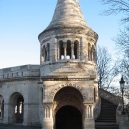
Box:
(67, 40, 71, 59)
(59, 41, 64, 59)
(14, 96, 24, 123)
(47, 43, 50, 61)
(41, 46, 45, 63)
(91, 45, 95, 62)
(88, 43, 91, 61)
(74, 41, 79, 59)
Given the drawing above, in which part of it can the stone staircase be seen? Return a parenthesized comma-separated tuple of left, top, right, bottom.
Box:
(95, 98, 119, 129)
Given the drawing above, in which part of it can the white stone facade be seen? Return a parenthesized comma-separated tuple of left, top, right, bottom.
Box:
(0, 0, 100, 129)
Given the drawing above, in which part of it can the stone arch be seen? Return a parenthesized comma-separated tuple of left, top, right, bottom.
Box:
(0, 95, 4, 119)
(53, 87, 83, 129)
(50, 84, 87, 102)
(53, 87, 84, 115)
(9, 92, 24, 124)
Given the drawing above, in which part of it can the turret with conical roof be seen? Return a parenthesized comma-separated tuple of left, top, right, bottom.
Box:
(38, 0, 98, 72)
(44, 0, 88, 31)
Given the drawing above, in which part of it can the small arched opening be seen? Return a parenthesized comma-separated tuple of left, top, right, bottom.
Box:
(67, 40, 71, 59)
(47, 43, 50, 61)
(88, 43, 91, 61)
(9, 92, 24, 124)
(59, 41, 64, 59)
(54, 87, 83, 129)
(74, 40, 79, 59)
(41, 45, 45, 63)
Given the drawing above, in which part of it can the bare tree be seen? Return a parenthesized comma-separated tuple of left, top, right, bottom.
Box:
(97, 46, 119, 89)
(114, 27, 129, 55)
(100, 0, 129, 23)
(99, 0, 129, 105)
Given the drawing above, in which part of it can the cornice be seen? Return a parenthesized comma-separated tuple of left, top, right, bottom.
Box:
(0, 76, 40, 83)
(38, 27, 98, 42)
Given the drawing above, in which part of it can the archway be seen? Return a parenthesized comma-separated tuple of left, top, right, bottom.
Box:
(56, 105, 82, 129)
(9, 92, 24, 124)
(53, 87, 83, 129)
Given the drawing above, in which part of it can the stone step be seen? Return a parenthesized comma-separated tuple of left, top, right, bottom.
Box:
(95, 122, 119, 129)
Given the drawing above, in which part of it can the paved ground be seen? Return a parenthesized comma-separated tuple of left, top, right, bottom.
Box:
(0, 124, 42, 129)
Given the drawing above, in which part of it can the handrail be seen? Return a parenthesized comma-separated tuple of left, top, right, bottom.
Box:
(99, 88, 122, 105)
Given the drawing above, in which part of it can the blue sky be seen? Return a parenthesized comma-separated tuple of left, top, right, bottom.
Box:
(0, 0, 123, 68)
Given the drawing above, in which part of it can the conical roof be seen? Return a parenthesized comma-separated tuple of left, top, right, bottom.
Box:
(44, 0, 88, 32)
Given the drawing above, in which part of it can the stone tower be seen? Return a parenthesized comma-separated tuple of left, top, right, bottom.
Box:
(38, 0, 98, 129)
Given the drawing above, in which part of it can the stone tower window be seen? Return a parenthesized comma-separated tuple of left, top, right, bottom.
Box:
(74, 41, 79, 59)
(59, 41, 64, 59)
(47, 43, 50, 61)
(41, 43, 50, 63)
(88, 43, 91, 61)
(67, 40, 71, 59)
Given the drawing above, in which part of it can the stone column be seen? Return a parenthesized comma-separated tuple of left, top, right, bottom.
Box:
(57, 42, 60, 60)
(3, 103, 9, 124)
(63, 42, 67, 59)
(43, 103, 53, 129)
(80, 37, 83, 60)
(83, 103, 95, 129)
(71, 43, 74, 59)
(23, 103, 28, 125)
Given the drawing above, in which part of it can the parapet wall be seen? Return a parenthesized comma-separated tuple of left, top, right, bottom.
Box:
(0, 65, 40, 80)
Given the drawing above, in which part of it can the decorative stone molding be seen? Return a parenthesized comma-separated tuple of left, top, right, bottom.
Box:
(47, 83, 94, 103)
(83, 103, 94, 119)
(38, 27, 98, 42)
(43, 103, 53, 118)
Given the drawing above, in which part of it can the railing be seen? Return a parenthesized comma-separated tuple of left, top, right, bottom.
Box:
(94, 97, 101, 120)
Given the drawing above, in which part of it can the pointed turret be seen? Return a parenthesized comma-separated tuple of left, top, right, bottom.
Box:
(44, 0, 88, 32)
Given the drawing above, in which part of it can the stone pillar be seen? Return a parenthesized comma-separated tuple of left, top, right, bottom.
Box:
(80, 37, 83, 60)
(71, 43, 74, 59)
(3, 103, 9, 124)
(83, 104, 95, 129)
(63, 42, 67, 59)
(23, 103, 28, 125)
(57, 43, 60, 60)
(43, 103, 53, 129)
